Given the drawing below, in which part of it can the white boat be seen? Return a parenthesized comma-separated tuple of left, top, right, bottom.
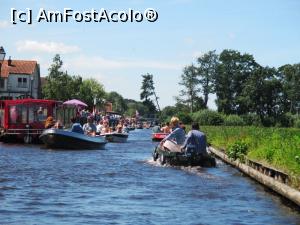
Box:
(101, 132, 128, 143)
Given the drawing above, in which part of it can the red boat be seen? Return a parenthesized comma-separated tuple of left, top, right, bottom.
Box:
(0, 99, 76, 143)
(152, 133, 168, 142)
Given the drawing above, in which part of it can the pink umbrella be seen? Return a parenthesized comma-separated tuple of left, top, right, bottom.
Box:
(63, 99, 87, 107)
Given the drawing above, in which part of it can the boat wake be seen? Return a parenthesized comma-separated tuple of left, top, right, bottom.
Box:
(144, 157, 219, 179)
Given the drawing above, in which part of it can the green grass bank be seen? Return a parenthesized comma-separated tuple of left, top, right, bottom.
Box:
(201, 126, 300, 188)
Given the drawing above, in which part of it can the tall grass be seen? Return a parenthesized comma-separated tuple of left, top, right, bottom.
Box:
(201, 126, 300, 187)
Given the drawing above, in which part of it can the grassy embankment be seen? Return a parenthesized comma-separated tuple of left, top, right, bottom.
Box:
(201, 126, 300, 188)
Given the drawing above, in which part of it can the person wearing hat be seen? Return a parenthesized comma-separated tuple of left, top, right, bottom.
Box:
(160, 116, 186, 146)
(82, 116, 97, 136)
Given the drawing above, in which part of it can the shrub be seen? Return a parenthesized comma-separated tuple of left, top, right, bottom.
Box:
(276, 113, 295, 127)
(192, 109, 223, 126)
(241, 114, 262, 126)
(223, 114, 245, 126)
(176, 112, 192, 124)
(294, 119, 300, 128)
(227, 140, 248, 161)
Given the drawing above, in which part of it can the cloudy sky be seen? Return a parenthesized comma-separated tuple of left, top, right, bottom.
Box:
(1, 0, 300, 108)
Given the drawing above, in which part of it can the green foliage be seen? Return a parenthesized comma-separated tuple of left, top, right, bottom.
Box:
(294, 119, 300, 128)
(201, 126, 300, 188)
(105, 91, 127, 113)
(240, 114, 261, 126)
(227, 140, 248, 161)
(140, 73, 160, 113)
(78, 78, 105, 108)
(176, 112, 192, 124)
(223, 114, 245, 126)
(192, 109, 223, 125)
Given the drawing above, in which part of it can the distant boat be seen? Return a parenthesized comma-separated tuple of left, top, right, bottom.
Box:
(101, 132, 128, 143)
(152, 133, 168, 142)
(40, 128, 107, 150)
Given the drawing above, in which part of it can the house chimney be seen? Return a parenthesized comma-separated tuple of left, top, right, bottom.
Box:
(8, 56, 12, 66)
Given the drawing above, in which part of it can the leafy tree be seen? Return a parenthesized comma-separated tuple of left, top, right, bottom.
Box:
(140, 73, 160, 112)
(78, 78, 106, 108)
(178, 64, 200, 113)
(196, 50, 219, 107)
(278, 64, 300, 113)
(215, 50, 258, 114)
(105, 91, 127, 113)
(42, 54, 83, 101)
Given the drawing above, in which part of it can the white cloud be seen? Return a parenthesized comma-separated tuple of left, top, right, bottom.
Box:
(192, 51, 203, 58)
(0, 20, 12, 28)
(228, 32, 236, 39)
(183, 37, 195, 45)
(16, 40, 80, 54)
(65, 55, 182, 71)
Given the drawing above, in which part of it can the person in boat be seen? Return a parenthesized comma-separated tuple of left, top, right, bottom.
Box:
(96, 120, 104, 135)
(160, 117, 186, 147)
(54, 120, 63, 129)
(161, 122, 171, 134)
(83, 116, 97, 136)
(152, 121, 161, 133)
(45, 116, 55, 129)
(101, 120, 111, 134)
(181, 122, 208, 155)
(115, 120, 126, 133)
(179, 121, 186, 134)
(70, 117, 84, 134)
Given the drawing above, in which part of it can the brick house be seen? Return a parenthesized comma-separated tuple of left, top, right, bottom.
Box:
(0, 58, 41, 99)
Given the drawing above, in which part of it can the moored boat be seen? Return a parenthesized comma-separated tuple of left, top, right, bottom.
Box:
(101, 132, 128, 143)
(40, 128, 107, 150)
(152, 132, 168, 142)
(152, 140, 216, 167)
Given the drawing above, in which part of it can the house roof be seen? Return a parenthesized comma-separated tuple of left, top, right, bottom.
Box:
(0, 60, 37, 78)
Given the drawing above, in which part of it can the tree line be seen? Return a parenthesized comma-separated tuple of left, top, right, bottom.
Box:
(42, 54, 158, 117)
(173, 49, 300, 127)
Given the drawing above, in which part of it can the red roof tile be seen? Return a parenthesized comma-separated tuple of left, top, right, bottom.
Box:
(0, 60, 37, 78)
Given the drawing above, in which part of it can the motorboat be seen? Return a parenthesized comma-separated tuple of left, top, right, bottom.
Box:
(40, 128, 107, 150)
(100, 132, 128, 143)
(152, 133, 168, 142)
(152, 140, 216, 167)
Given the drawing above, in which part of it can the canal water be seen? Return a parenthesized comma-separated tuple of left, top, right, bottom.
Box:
(0, 129, 299, 225)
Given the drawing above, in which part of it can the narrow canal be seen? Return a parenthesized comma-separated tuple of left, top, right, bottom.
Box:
(0, 129, 299, 225)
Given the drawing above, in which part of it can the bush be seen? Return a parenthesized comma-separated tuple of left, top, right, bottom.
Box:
(227, 140, 248, 161)
(223, 114, 245, 126)
(294, 119, 300, 128)
(176, 112, 192, 124)
(241, 114, 262, 126)
(276, 113, 295, 127)
(192, 109, 223, 126)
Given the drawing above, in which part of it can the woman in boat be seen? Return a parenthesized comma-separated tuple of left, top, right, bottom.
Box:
(160, 117, 186, 146)
(96, 120, 104, 135)
(101, 121, 111, 134)
(45, 116, 55, 129)
(82, 116, 97, 136)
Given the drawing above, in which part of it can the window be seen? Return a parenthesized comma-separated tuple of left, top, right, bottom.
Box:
(0, 78, 4, 88)
(17, 77, 27, 88)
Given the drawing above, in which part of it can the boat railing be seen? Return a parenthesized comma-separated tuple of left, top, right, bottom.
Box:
(4, 128, 44, 135)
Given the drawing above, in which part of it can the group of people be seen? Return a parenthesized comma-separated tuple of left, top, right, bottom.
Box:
(158, 117, 208, 155)
(45, 115, 129, 137)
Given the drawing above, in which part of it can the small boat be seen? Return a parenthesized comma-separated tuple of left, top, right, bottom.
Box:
(101, 132, 128, 143)
(152, 140, 216, 167)
(40, 128, 107, 150)
(127, 126, 135, 131)
(152, 133, 168, 142)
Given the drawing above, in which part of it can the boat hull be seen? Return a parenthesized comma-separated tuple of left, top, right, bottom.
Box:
(101, 133, 128, 143)
(40, 128, 107, 150)
(152, 141, 216, 167)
